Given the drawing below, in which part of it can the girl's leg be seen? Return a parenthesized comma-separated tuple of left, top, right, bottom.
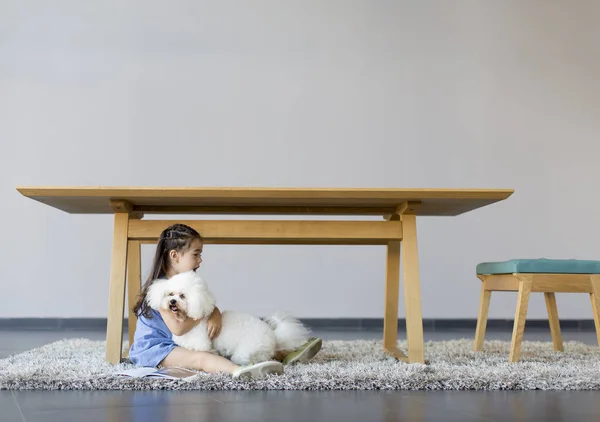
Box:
(160, 347, 239, 374)
(160, 347, 284, 379)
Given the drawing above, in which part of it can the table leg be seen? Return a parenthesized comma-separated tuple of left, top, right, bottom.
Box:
(401, 214, 425, 363)
(383, 241, 408, 361)
(127, 240, 142, 354)
(105, 212, 130, 364)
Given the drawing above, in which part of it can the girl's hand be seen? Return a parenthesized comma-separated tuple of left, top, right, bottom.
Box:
(206, 307, 222, 340)
(173, 309, 187, 323)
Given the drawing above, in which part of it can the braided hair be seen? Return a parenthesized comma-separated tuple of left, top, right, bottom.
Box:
(132, 223, 203, 318)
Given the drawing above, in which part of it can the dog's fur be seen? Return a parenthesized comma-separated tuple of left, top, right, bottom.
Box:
(146, 270, 310, 365)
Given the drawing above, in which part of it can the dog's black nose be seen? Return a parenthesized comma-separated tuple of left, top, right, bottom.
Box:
(169, 299, 177, 305)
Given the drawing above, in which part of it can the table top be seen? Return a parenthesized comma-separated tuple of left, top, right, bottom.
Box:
(16, 186, 513, 216)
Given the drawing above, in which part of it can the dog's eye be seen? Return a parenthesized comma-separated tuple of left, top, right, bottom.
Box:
(180, 294, 185, 299)
(168, 292, 174, 296)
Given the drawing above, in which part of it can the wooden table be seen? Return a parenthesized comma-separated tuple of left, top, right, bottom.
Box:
(17, 186, 513, 364)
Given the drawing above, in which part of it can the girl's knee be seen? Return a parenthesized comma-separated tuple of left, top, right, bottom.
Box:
(191, 350, 210, 368)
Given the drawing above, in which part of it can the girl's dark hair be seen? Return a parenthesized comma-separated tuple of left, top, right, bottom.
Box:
(132, 223, 202, 319)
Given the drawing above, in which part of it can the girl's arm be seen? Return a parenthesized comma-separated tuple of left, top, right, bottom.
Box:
(206, 306, 222, 339)
(158, 306, 222, 337)
(159, 308, 202, 336)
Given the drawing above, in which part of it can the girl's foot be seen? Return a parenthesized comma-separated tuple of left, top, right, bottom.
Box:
(232, 361, 284, 379)
(282, 337, 322, 365)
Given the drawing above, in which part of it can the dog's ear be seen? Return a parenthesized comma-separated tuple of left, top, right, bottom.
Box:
(185, 281, 216, 320)
(146, 280, 168, 310)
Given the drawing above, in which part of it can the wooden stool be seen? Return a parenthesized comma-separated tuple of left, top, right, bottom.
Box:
(473, 259, 600, 362)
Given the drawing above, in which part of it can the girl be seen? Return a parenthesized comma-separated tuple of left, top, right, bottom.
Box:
(129, 223, 322, 379)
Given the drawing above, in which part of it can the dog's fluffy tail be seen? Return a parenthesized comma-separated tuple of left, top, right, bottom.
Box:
(263, 312, 310, 351)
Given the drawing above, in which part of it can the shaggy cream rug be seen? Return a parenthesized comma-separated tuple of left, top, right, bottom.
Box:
(1, 338, 599, 390)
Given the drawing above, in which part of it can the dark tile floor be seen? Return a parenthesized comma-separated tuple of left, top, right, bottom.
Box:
(1, 328, 599, 422)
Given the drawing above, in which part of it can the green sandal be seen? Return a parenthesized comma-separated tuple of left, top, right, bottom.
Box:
(232, 361, 284, 379)
(282, 337, 322, 365)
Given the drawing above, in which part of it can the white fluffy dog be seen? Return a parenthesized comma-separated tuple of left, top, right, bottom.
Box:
(146, 270, 310, 365)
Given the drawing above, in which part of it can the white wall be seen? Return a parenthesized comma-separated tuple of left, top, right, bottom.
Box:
(1, 0, 599, 320)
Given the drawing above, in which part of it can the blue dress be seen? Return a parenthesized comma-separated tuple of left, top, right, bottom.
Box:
(129, 309, 177, 367)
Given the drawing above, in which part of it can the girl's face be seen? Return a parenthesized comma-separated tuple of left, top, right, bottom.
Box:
(168, 238, 203, 276)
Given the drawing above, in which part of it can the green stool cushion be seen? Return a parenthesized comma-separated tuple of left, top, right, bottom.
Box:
(476, 259, 600, 275)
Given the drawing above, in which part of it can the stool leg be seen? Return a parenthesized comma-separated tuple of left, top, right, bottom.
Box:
(474, 281, 491, 351)
(590, 275, 600, 347)
(509, 275, 533, 363)
(544, 293, 563, 352)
